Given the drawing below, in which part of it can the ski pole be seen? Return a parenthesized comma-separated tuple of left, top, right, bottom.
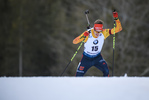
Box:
(112, 9, 116, 76)
(60, 10, 91, 76)
(85, 10, 90, 29)
(60, 40, 84, 76)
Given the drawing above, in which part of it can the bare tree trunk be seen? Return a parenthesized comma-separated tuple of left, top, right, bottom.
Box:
(19, 6, 23, 76)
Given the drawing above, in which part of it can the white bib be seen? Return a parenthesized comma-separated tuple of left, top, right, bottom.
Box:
(84, 32, 104, 57)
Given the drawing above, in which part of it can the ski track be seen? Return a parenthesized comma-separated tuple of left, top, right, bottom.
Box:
(0, 76, 149, 100)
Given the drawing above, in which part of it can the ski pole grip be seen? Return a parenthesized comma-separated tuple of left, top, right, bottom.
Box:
(113, 9, 116, 12)
(85, 10, 89, 14)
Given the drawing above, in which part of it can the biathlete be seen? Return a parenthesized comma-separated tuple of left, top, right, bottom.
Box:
(73, 11, 122, 76)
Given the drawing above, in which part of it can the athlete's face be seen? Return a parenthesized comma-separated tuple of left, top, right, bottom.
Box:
(94, 30, 102, 37)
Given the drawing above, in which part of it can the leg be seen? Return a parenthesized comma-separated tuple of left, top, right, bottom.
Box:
(76, 62, 85, 76)
(94, 55, 109, 77)
(76, 55, 91, 76)
(101, 61, 109, 76)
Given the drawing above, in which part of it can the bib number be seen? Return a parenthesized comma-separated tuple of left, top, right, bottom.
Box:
(92, 46, 98, 51)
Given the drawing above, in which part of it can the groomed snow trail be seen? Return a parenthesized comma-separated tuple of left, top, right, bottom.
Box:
(0, 77, 149, 100)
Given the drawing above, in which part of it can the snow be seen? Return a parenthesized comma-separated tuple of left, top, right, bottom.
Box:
(0, 76, 149, 100)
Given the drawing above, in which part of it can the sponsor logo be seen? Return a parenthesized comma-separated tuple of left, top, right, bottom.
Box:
(79, 66, 84, 71)
(77, 70, 84, 73)
(103, 62, 106, 65)
(93, 40, 98, 45)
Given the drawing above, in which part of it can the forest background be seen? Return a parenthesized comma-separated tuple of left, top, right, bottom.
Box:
(0, 0, 149, 76)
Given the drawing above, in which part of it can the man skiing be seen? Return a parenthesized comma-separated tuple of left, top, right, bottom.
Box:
(73, 11, 122, 76)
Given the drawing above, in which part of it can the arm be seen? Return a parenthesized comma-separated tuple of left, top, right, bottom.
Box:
(110, 19, 122, 34)
(73, 31, 89, 44)
(102, 11, 122, 39)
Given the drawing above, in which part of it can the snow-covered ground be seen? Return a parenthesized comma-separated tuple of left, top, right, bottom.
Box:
(0, 76, 149, 100)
